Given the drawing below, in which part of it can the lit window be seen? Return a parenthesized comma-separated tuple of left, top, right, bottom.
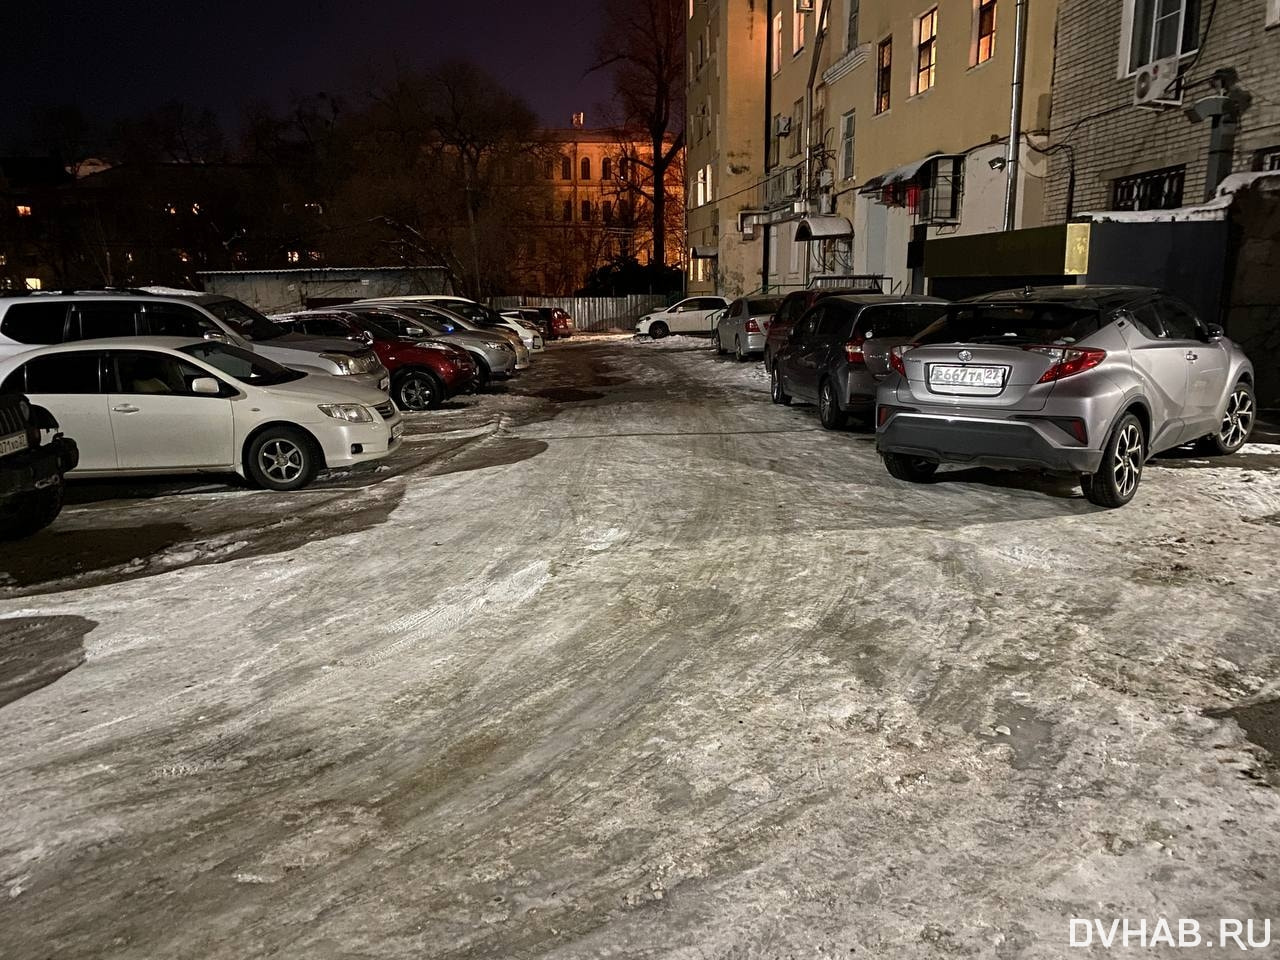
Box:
(191, 202, 202, 215)
(705, 164, 714, 203)
(0, 254, 6, 266)
(286, 250, 301, 263)
(165, 204, 178, 215)
(307, 250, 323, 262)
(915, 8, 938, 94)
(772, 13, 783, 73)
(876, 37, 893, 113)
(1125, 0, 1200, 73)
(793, 0, 806, 54)
(16, 205, 32, 217)
(304, 202, 324, 214)
(840, 111, 856, 179)
(25, 278, 42, 290)
(696, 167, 706, 206)
(178, 250, 191, 263)
(976, 0, 997, 63)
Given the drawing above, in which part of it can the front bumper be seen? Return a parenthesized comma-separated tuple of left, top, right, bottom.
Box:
(876, 412, 1103, 474)
(0, 437, 79, 498)
(339, 370, 390, 394)
(312, 416, 403, 469)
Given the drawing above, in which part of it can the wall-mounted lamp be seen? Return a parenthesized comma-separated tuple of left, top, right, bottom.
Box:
(989, 157, 1007, 171)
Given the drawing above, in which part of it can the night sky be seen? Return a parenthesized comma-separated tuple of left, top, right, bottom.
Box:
(2, 0, 609, 146)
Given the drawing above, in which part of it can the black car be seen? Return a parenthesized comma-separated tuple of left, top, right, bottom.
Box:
(0, 392, 79, 539)
(771, 295, 948, 429)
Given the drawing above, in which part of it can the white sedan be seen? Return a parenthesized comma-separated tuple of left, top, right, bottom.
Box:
(0, 338, 403, 491)
(635, 296, 729, 339)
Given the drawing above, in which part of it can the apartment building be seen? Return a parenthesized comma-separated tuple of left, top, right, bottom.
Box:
(1045, 0, 1280, 219)
(686, 0, 769, 297)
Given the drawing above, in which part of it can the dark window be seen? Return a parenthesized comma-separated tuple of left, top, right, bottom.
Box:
(602, 157, 612, 180)
(777, 294, 810, 325)
(815, 307, 848, 337)
(696, 298, 726, 310)
(581, 199, 593, 221)
(747, 297, 782, 315)
(795, 309, 822, 340)
(112, 351, 210, 395)
(72, 301, 139, 340)
(729, 299, 745, 317)
(920, 157, 963, 223)
(977, 0, 997, 63)
(1127, 303, 1163, 339)
(544, 157, 554, 179)
(560, 155, 572, 180)
(1153, 296, 1201, 339)
(876, 37, 893, 113)
(202, 298, 282, 340)
(563, 199, 573, 221)
(1128, 0, 1200, 72)
(581, 156, 591, 179)
(0, 302, 68, 345)
(847, 0, 860, 49)
(1254, 146, 1280, 171)
(918, 304, 1102, 346)
(1111, 165, 1185, 211)
(856, 304, 948, 339)
(142, 302, 218, 339)
(179, 342, 303, 386)
(20, 352, 103, 394)
(602, 200, 613, 223)
(302, 316, 355, 338)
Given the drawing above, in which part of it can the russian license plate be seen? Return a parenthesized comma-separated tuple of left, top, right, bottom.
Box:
(0, 431, 28, 456)
(391, 422, 405, 441)
(928, 364, 1006, 390)
(379, 376, 391, 392)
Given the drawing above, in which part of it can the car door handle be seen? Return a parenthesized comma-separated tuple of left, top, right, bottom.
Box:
(1185, 352, 1199, 362)
(112, 404, 140, 414)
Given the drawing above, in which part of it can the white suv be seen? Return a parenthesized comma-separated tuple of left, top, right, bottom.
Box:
(0, 292, 389, 394)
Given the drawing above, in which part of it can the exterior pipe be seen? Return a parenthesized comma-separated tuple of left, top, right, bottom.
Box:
(1003, 0, 1029, 231)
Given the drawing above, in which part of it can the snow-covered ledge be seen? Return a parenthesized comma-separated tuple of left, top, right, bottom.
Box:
(822, 43, 870, 86)
(1085, 171, 1280, 223)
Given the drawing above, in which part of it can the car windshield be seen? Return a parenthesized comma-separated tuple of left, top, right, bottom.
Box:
(916, 304, 1102, 346)
(393, 309, 455, 335)
(179, 342, 305, 386)
(203, 298, 284, 341)
(748, 298, 783, 314)
(354, 316, 399, 340)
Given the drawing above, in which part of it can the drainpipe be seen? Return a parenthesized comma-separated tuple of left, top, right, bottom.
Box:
(804, 0, 833, 203)
(762, 0, 775, 293)
(1003, 0, 1029, 231)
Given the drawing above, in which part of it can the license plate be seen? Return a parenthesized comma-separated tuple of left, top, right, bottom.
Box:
(928, 364, 1006, 389)
(0, 431, 28, 456)
(379, 377, 391, 392)
(391, 422, 404, 440)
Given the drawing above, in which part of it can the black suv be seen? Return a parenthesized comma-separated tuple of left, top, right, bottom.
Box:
(0, 392, 79, 538)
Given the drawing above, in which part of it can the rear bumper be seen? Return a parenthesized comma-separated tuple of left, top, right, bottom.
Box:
(0, 437, 78, 498)
(876, 413, 1103, 474)
(745, 332, 766, 352)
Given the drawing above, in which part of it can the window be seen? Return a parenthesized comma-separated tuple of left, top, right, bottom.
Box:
(603, 200, 613, 223)
(602, 156, 612, 180)
(15, 205, 32, 217)
(1255, 146, 1280, 170)
(790, 98, 804, 156)
(581, 156, 591, 180)
(840, 111, 856, 180)
(976, 0, 997, 63)
(768, 225, 779, 275)
(544, 157, 554, 179)
(561, 155, 572, 180)
(847, 0, 860, 49)
(1126, 0, 1200, 72)
(793, 0, 806, 54)
(705, 163, 714, 203)
(772, 13, 783, 73)
(1112, 165, 1185, 210)
(112, 351, 210, 396)
(695, 167, 707, 206)
(0, 302, 68, 344)
(815, 307, 847, 336)
(1153, 296, 1202, 339)
(876, 37, 893, 113)
(563, 199, 573, 221)
(788, 226, 803, 274)
(581, 200, 593, 221)
(857, 304, 948, 339)
(72, 302, 138, 340)
(142, 303, 219, 339)
(915, 8, 938, 94)
(20, 352, 103, 394)
(1269, 0, 1280, 27)
(179, 343, 303, 386)
(286, 250, 300, 263)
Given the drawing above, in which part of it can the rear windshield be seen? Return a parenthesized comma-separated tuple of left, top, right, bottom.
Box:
(858, 304, 948, 339)
(748, 298, 782, 314)
(916, 304, 1102, 347)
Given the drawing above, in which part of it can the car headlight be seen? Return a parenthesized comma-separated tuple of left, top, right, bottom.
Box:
(319, 352, 357, 375)
(318, 403, 374, 423)
(485, 340, 509, 350)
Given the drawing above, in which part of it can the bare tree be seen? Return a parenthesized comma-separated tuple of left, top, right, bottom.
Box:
(592, 0, 685, 270)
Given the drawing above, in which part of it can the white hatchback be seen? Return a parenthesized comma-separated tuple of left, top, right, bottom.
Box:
(635, 297, 729, 339)
(0, 338, 403, 491)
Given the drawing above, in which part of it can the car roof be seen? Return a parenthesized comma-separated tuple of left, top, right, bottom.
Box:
(0, 336, 208, 368)
(822, 294, 946, 308)
(959, 285, 1159, 311)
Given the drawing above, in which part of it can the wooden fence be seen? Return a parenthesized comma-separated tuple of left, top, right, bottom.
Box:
(489, 295, 673, 332)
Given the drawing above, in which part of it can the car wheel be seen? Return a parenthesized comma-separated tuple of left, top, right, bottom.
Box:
(882, 452, 938, 483)
(818, 379, 847, 430)
(650, 321, 669, 340)
(246, 427, 319, 492)
(1202, 381, 1255, 455)
(473, 357, 492, 391)
(763, 348, 772, 371)
(713, 330, 724, 355)
(0, 480, 64, 540)
(393, 369, 445, 411)
(770, 365, 792, 406)
(1083, 413, 1144, 508)
(735, 337, 747, 362)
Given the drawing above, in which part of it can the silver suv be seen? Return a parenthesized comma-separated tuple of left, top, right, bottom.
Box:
(0, 292, 389, 393)
(875, 286, 1256, 508)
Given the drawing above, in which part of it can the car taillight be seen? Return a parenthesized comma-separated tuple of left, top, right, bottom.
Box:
(845, 336, 866, 365)
(746, 318, 761, 333)
(1025, 345, 1106, 383)
(888, 344, 911, 377)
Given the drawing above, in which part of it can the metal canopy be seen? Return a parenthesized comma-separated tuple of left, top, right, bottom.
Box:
(859, 153, 953, 193)
(690, 245, 719, 259)
(794, 215, 854, 241)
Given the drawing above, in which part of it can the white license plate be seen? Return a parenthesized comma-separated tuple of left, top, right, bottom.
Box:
(928, 364, 1006, 389)
(0, 431, 28, 456)
(391, 422, 405, 440)
(379, 377, 391, 392)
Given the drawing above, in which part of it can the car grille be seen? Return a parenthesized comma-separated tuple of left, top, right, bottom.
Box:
(374, 401, 396, 420)
(351, 351, 381, 375)
(0, 402, 25, 436)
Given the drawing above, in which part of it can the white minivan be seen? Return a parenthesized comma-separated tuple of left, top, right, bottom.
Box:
(0, 338, 403, 491)
(635, 297, 729, 339)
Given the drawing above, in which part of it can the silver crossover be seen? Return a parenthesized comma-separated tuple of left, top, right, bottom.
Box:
(875, 286, 1256, 508)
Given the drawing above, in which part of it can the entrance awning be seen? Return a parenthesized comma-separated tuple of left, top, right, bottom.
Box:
(690, 245, 719, 259)
(860, 153, 951, 193)
(794, 215, 853, 241)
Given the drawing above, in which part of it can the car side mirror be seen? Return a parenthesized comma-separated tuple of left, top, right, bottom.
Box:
(191, 377, 222, 396)
(405, 327, 425, 337)
(202, 330, 232, 343)
(1203, 323, 1225, 341)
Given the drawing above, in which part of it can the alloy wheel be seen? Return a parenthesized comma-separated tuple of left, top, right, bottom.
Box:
(400, 374, 434, 410)
(1112, 422, 1143, 500)
(259, 438, 305, 484)
(1220, 387, 1254, 449)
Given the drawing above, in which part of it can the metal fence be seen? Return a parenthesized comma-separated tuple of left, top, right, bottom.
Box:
(489, 294, 672, 332)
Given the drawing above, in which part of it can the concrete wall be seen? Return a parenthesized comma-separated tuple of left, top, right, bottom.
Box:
(199, 268, 451, 315)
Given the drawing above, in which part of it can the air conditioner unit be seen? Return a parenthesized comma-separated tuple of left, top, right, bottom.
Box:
(775, 115, 793, 137)
(1134, 56, 1182, 107)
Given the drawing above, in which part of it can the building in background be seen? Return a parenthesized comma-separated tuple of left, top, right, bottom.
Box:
(685, 0, 768, 297)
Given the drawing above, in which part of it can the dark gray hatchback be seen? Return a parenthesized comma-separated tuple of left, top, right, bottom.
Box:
(770, 295, 948, 428)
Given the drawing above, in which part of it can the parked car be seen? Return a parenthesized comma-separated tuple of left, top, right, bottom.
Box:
(771, 296, 947, 428)
(0, 391, 79, 538)
(714, 296, 783, 360)
(0, 339, 403, 491)
(534, 306, 575, 341)
(875, 286, 1256, 507)
(500, 311, 547, 351)
(0, 292, 390, 394)
(762, 284, 883, 372)
(341, 303, 518, 389)
(635, 297, 728, 339)
(272, 310, 477, 410)
(360, 298, 531, 369)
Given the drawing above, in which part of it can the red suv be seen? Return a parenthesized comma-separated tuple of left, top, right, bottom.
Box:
(273, 311, 476, 410)
(531, 307, 575, 341)
(763, 285, 884, 373)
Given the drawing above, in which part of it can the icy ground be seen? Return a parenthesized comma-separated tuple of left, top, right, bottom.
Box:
(2, 339, 1279, 958)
